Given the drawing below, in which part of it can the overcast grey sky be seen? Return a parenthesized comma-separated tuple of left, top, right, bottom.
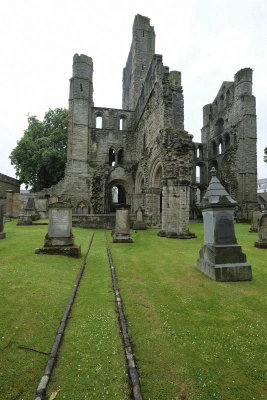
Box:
(0, 0, 266, 181)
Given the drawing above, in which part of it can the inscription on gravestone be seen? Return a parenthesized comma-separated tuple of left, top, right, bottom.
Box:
(49, 209, 71, 238)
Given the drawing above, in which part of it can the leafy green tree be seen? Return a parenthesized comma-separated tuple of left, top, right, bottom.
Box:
(10, 108, 68, 192)
(264, 147, 267, 163)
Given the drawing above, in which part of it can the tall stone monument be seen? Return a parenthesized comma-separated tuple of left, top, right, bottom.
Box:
(35, 202, 81, 257)
(113, 204, 133, 243)
(254, 211, 267, 248)
(0, 205, 6, 239)
(197, 168, 252, 281)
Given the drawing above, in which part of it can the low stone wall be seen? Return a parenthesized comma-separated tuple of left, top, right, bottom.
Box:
(72, 213, 141, 229)
(72, 214, 116, 229)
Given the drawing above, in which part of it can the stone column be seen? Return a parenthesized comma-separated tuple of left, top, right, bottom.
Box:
(158, 178, 196, 238)
(0, 205, 6, 239)
(113, 204, 133, 243)
(5, 190, 14, 218)
(197, 168, 252, 281)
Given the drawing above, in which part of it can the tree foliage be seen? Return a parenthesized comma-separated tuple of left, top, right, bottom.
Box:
(10, 108, 68, 192)
(264, 147, 267, 163)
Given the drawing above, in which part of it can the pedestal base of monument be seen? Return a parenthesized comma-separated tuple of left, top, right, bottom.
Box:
(157, 230, 196, 239)
(0, 232, 6, 239)
(17, 215, 32, 225)
(35, 244, 81, 258)
(113, 233, 133, 243)
(254, 241, 267, 249)
(197, 244, 252, 281)
(133, 221, 147, 230)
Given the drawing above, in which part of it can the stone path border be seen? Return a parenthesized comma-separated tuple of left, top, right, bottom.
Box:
(34, 232, 95, 400)
(105, 233, 143, 400)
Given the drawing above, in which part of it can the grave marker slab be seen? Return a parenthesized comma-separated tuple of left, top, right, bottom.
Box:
(35, 202, 81, 257)
(113, 204, 133, 243)
(254, 211, 267, 248)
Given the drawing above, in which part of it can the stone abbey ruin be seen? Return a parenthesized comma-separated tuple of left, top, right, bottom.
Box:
(7, 14, 258, 235)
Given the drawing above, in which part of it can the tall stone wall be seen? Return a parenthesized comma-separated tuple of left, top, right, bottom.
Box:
(122, 14, 155, 111)
(201, 68, 257, 220)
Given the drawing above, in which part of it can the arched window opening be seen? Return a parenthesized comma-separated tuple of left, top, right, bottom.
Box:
(215, 118, 224, 135)
(112, 186, 118, 203)
(96, 115, 103, 129)
(118, 149, 123, 164)
(218, 142, 222, 155)
(224, 133, 230, 150)
(196, 166, 200, 183)
(196, 148, 200, 158)
(120, 116, 126, 130)
(77, 202, 88, 215)
(154, 165, 162, 188)
(110, 184, 126, 212)
(109, 148, 115, 166)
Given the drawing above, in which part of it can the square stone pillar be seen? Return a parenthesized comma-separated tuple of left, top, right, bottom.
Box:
(113, 204, 133, 243)
(5, 190, 14, 218)
(158, 178, 196, 239)
(197, 168, 252, 281)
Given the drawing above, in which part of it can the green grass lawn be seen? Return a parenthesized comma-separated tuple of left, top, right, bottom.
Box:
(0, 220, 266, 400)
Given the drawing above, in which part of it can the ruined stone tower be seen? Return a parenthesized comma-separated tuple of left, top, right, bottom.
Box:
(49, 14, 257, 230)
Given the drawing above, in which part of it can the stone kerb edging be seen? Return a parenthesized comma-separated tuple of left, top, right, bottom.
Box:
(34, 232, 95, 400)
(105, 233, 143, 400)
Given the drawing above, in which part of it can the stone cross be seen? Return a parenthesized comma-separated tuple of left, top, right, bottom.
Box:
(197, 168, 252, 281)
(0, 205, 6, 239)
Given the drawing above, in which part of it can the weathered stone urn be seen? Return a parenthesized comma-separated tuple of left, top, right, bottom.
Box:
(197, 168, 252, 281)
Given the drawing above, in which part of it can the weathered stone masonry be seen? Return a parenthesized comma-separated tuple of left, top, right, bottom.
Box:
(47, 14, 257, 232)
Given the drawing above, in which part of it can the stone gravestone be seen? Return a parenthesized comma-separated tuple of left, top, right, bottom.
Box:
(133, 207, 147, 230)
(197, 168, 252, 281)
(113, 204, 133, 243)
(254, 211, 267, 248)
(35, 201, 81, 257)
(0, 205, 6, 239)
(249, 210, 261, 232)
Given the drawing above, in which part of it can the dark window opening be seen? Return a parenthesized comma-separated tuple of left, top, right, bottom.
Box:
(212, 141, 217, 156)
(118, 149, 123, 164)
(143, 30, 144, 37)
(80, 83, 83, 92)
(225, 133, 230, 149)
(110, 185, 126, 212)
(109, 148, 115, 166)
(215, 118, 224, 135)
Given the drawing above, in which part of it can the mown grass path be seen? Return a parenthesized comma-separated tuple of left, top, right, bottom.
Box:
(0, 222, 266, 400)
(108, 224, 266, 400)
